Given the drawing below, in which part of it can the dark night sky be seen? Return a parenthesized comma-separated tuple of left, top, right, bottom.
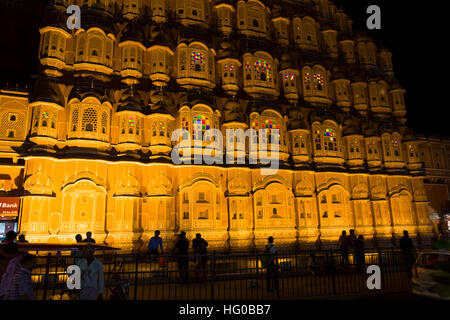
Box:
(0, 0, 446, 137)
(336, 0, 447, 137)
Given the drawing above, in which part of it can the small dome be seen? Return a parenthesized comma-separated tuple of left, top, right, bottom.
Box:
(362, 121, 377, 137)
(342, 117, 361, 137)
(390, 78, 403, 90)
(80, 7, 115, 35)
(69, 78, 110, 104)
(117, 86, 144, 113)
(148, 22, 172, 47)
(218, 39, 238, 60)
(31, 78, 63, 106)
(223, 99, 245, 123)
(120, 20, 145, 44)
(331, 63, 347, 80)
(279, 51, 294, 70)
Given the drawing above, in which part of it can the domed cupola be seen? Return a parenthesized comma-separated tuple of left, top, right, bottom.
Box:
(122, 0, 142, 20)
(73, 7, 116, 79)
(66, 78, 112, 146)
(342, 116, 364, 170)
(38, 7, 72, 77)
(338, 32, 356, 64)
(117, 86, 144, 114)
(176, 36, 216, 90)
(288, 107, 310, 165)
(367, 72, 391, 117)
(331, 62, 350, 112)
(119, 20, 145, 85)
(389, 78, 406, 124)
(217, 39, 241, 96)
(29, 78, 64, 147)
(116, 86, 144, 152)
(349, 66, 369, 115)
(214, 0, 235, 35)
(279, 51, 300, 104)
(148, 89, 175, 157)
(271, 3, 290, 46)
(147, 23, 174, 87)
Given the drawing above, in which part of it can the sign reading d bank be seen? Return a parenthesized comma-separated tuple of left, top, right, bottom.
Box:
(0, 197, 20, 219)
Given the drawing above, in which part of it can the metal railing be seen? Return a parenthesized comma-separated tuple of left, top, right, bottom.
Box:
(31, 248, 419, 300)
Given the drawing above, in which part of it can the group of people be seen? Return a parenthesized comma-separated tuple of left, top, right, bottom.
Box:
(0, 231, 36, 300)
(338, 229, 366, 270)
(147, 230, 209, 283)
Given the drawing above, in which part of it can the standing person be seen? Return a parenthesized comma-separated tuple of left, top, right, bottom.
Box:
(265, 236, 279, 295)
(347, 229, 357, 250)
(16, 235, 29, 243)
(148, 230, 164, 262)
(82, 232, 96, 243)
(400, 230, 415, 278)
(308, 253, 320, 275)
(71, 234, 84, 265)
(355, 235, 365, 272)
(5, 254, 37, 300)
(338, 231, 349, 264)
(172, 231, 189, 283)
(77, 245, 104, 300)
(0, 231, 19, 282)
(192, 233, 208, 282)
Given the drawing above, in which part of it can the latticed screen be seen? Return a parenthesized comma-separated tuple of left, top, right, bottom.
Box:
(71, 109, 79, 131)
(304, 72, 311, 89)
(101, 112, 108, 134)
(1, 111, 25, 139)
(81, 108, 97, 132)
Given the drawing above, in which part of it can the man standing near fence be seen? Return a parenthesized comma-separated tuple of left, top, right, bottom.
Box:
(400, 230, 415, 278)
(148, 230, 164, 263)
(4, 254, 36, 300)
(77, 245, 104, 300)
(265, 236, 279, 296)
(173, 231, 189, 284)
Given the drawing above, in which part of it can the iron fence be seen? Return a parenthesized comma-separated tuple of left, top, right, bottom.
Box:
(30, 248, 419, 300)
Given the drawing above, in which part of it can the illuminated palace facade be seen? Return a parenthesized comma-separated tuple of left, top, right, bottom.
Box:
(0, 0, 448, 250)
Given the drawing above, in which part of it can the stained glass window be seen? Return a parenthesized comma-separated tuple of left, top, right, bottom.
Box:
(191, 51, 205, 71)
(313, 73, 324, 90)
(128, 117, 134, 134)
(314, 130, 321, 150)
(41, 112, 49, 120)
(254, 60, 272, 82)
(193, 115, 211, 141)
(224, 64, 235, 77)
(304, 72, 311, 90)
(284, 73, 295, 81)
(324, 129, 337, 151)
(182, 117, 189, 132)
(261, 119, 280, 144)
(159, 121, 165, 137)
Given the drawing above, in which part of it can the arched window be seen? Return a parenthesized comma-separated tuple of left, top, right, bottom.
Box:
(191, 51, 205, 72)
(254, 60, 272, 82)
(392, 136, 401, 157)
(128, 117, 134, 134)
(101, 111, 108, 135)
(193, 115, 210, 141)
(313, 73, 325, 91)
(71, 109, 79, 131)
(314, 129, 322, 151)
(324, 128, 337, 151)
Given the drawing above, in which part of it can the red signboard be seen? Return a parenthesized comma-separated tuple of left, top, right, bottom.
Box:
(0, 197, 20, 219)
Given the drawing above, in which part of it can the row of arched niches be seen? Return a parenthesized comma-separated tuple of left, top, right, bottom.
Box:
(25, 0, 416, 172)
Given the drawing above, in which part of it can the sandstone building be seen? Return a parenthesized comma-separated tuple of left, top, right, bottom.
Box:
(0, 0, 449, 250)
